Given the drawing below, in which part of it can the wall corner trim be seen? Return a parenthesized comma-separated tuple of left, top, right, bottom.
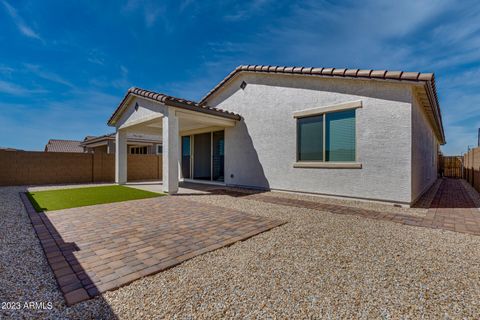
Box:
(293, 100, 363, 118)
(293, 162, 362, 169)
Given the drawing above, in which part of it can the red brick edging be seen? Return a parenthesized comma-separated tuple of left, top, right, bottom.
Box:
(20, 193, 90, 305)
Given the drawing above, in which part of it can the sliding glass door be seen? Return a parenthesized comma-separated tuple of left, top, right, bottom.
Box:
(193, 132, 211, 180)
(212, 131, 224, 182)
(181, 130, 224, 182)
(181, 136, 191, 179)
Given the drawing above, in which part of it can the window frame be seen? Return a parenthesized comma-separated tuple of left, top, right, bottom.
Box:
(293, 100, 362, 169)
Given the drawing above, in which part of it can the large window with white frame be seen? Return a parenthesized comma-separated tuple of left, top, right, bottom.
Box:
(297, 109, 356, 162)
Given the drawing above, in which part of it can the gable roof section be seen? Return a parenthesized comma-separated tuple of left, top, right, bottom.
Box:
(107, 87, 241, 126)
(199, 65, 445, 144)
(45, 139, 84, 153)
(80, 133, 161, 146)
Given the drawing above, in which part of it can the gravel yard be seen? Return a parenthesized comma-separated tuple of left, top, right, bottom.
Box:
(1, 184, 480, 319)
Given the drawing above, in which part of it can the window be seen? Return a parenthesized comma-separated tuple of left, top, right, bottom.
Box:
(130, 146, 148, 154)
(297, 109, 356, 162)
(157, 145, 162, 154)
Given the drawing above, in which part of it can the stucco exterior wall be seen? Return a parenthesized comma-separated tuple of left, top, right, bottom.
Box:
(411, 92, 438, 202)
(206, 73, 414, 203)
(116, 97, 166, 129)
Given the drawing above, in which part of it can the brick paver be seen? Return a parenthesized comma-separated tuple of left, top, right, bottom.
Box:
(214, 178, 480, 236)
(20, 194, 283, 306)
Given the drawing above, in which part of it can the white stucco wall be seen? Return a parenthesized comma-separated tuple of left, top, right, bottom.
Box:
(206, 73, 414, 203)
(411, 92, 438, 202)
(115, 97, 166, 129)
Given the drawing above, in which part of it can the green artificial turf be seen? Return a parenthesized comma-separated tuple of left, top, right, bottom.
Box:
(26, 185, 163, 212)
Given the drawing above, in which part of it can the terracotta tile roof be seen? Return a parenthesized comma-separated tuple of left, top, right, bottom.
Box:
(199, 65, 444, 144)
(44, 139, 84, 153)
(200, 65, 437, 103)
(108, 87, 241, 126)
(81, 133, 161, 146)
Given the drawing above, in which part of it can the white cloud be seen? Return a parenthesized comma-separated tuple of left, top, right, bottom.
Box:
(122, 0, 168, 29)
(24, 64, 74, 87)
(0, 80, 46, 95)
(1, 0, 42, 41)
(223, 0, 272, 21)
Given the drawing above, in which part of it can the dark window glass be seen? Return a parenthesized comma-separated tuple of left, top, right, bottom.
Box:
(212, 131, 224, 181)
(297, 115, 323, 161)
(181, 136, 190, 179)
(325, 110, 356, 162)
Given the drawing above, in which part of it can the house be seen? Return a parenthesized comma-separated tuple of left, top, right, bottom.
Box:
(81, 133, 162, 155)
(107, 65, 445, 206)
(44, 139, 84, 153)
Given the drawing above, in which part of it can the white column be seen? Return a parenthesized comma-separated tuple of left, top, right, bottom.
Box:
(162, 107, 179, 193)
(115, 129, 127, 184)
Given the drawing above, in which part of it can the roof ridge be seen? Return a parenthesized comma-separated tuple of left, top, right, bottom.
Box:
(199, 64, 435, 104)
(48, 139, 83, 143)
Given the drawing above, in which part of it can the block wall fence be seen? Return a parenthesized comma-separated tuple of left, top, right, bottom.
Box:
(0, 151, 162, 186)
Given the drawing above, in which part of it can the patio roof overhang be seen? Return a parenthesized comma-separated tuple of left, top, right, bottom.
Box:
(107, 87, 241, 128)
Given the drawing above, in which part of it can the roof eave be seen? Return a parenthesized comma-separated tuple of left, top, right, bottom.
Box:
(199, 65, 445, 144)
(108, 90, 241, 127)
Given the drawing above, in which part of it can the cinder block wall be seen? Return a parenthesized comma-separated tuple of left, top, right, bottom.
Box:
(0, 151, 162, 186)
(127, 154, 162, 181)
(464, 148, 480, 192)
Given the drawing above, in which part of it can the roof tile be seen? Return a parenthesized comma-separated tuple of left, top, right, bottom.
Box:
(344, 69, 359, 77)
(384, 71, 403, 79)
(333, 68, 346, 76)
(418, 73, 434, 81)
(401, 72, 420, 80)
(293, 67, 303, 73)
(370, 70, 387, 78)
(321, 68, 334, 75)
(357, 70, 372, 77)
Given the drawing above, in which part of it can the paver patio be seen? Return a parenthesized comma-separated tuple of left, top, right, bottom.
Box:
(20, 194, 283, 305)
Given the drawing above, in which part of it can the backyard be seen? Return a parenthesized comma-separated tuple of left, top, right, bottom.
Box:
(1, 179, 480, 318)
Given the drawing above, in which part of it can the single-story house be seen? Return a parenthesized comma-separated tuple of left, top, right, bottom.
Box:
(81, 133, 162, 155)
(107, 65, 445, 206)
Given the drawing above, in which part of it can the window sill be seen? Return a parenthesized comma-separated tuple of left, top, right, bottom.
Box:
(293, 162, 362, 169)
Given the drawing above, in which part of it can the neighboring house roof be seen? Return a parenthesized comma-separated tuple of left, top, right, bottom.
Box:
(199, 65, 444, 144)
(44, 139, 84, 153)
(0, 147, 22, 151)
(107, 87, 242, 126)
(81, 133, 161, 146)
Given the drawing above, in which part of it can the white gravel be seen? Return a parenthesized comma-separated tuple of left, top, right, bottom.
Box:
(1, 183, 480, 319)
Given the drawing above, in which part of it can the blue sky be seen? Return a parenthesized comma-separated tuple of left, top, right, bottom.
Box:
(0, 0, 479, 155)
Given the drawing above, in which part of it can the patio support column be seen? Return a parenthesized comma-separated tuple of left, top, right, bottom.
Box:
(162, 107, 179, 194)
(115, 129, 127, 184)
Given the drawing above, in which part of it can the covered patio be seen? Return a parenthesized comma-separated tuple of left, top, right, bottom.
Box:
(107, 88, 241, 194)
